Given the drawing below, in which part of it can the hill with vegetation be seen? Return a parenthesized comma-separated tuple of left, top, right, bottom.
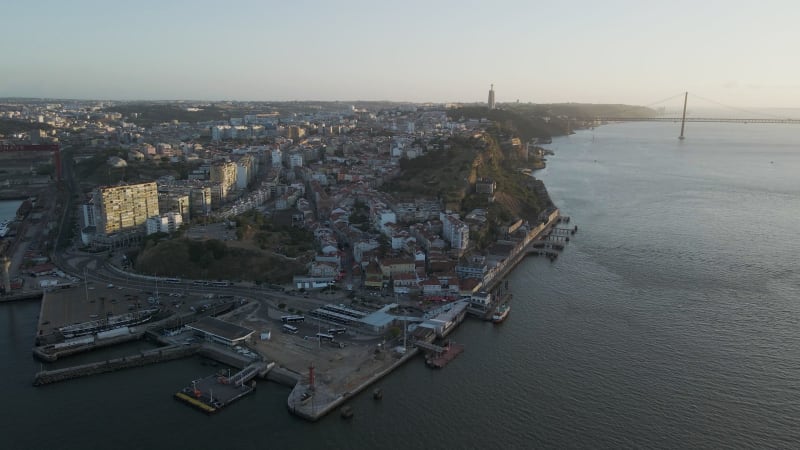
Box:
(380, 137, 479, 209)
(131, 212, 314, 283)
(448, 106, 569, 140)
(385, 107, 568, 249)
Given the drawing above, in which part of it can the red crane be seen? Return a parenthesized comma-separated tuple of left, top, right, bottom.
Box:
(0, 144, 61, 182)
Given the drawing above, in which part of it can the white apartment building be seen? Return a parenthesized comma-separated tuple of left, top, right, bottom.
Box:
(440, 212, 469, 254)
(146, 212, 183, 235)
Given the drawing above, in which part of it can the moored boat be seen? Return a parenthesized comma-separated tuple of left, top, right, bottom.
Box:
(492, 304, 510, 323)
(58, 307, 159, 338)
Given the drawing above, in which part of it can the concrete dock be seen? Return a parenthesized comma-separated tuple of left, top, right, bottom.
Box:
(33, 344, 200, 386)
(175, 361, 272, 414)
(286, 348, 419, 421)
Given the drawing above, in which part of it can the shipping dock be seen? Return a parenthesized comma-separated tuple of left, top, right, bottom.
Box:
(421, 340, 464, 369)
(174, 361, 272, 414)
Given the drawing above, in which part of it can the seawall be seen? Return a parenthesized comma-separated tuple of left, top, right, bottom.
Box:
(33, 344, 199, 386)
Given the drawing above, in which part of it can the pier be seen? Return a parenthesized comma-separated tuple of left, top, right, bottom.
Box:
(174, 361, 272, 414)
(33, 344, 200, 386)
(416, 340, 464, 369)
(286, 348, 420, 422)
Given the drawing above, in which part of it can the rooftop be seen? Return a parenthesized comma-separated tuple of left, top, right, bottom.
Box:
(186, 317, 254, 342)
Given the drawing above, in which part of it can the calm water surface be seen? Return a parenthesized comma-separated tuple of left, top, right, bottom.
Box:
(0, 199, 22, 222)
(3, 122, 799, 449)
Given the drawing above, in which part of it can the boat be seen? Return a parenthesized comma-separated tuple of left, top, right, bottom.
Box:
(425, 340, 464, 368)
(0, 220, 9, 238)
(58, 307, 159, 338)
(492, 304, 510, 323)
(340, 405, 354, 419)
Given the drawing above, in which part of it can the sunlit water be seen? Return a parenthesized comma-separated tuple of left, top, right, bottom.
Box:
(3, 122, 799, 449)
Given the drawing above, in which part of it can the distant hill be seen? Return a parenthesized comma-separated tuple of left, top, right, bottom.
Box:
(448, 107, 567, 140)
(103, 103, 231, 125)
(505, 102, 656, 120)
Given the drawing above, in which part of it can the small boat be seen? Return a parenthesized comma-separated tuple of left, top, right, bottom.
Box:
(373, 388, 383, 400)
(340, 405, 354, 419)
(492, 304, 510, 323)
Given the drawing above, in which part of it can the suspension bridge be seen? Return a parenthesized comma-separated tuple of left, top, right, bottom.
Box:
(593, 92, 800, 139)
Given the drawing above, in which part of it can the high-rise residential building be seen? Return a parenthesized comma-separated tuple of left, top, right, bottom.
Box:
(440, 212, 470, 255)
(190, 186, 212, 218)
(93, 182, 159, 235)
(488, 84, 496, 110)
(236, 155, 254, 190)
(210, 161, 237, 199)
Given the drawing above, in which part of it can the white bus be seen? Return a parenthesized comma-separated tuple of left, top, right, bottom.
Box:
(316, 333, 334, 342)
(282, 324, 299, 334)
(281, 315, 305, 324)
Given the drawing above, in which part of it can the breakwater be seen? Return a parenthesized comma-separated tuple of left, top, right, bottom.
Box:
(33, 344, 199, 386)
(33, 330, 146, 362)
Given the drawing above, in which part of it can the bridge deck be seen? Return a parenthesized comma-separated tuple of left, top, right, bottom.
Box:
(596, 117, 800, 124)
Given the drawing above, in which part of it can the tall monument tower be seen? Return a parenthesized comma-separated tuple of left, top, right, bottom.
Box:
(1, 255, 10, 295)
(488, 84, 496, 110)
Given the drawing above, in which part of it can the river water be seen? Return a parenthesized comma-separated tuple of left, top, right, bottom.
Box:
(3, 122, 800, 449)
(0, 199, 22, 223)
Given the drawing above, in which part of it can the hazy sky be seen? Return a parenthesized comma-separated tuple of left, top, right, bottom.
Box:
(3, 0, 799, 108)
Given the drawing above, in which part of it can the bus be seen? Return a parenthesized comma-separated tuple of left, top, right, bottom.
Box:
(281, 315, 305, 324)
(282, 324, 299, 334)
(316, 333, 334, 342)
(164, 278, 181, 284)
(328, 328, 347, 335)
(211, 281, 231, 287)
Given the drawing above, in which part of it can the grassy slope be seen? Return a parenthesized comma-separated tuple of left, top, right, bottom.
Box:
(134, 237, 309, 283)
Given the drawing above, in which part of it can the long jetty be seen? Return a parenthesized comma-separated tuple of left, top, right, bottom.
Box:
(33, 344, 200, 386)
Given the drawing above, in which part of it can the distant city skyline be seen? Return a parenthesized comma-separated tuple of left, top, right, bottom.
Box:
(3, 1, 800, 108)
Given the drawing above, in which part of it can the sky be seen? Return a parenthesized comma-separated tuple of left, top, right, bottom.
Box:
(2, 0, 799, 108)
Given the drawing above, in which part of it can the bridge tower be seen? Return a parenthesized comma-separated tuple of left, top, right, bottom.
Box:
(679, 92, 688, 140)
(1, 255, 10, 295)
